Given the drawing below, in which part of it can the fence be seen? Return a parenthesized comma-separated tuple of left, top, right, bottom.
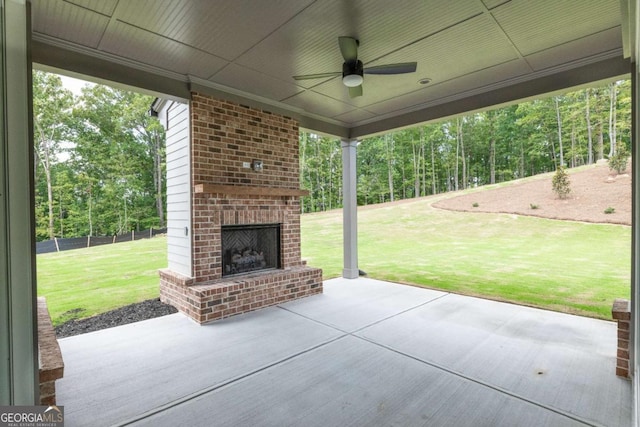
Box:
(36, 228, 167, 254)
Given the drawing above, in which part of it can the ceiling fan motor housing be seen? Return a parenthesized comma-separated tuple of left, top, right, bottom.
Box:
(343, 60, 364, 77)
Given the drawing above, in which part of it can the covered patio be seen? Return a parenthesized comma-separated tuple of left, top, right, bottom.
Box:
(1, 1, 640, 425)
(58, 278, 630, 427)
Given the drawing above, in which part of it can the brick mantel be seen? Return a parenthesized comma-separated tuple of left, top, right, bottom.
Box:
(159, 93, 322, 323)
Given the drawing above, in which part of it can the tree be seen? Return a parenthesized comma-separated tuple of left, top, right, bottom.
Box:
(552, 167, 571, 199)
(458, 118, 466, 190)
(385, 133, 395, 202)
(608, 82, 617, 157)
(70, 84, 165, 235)
(554, 97, 565, 167)
(300, 132, 342, 212)
(122, 94, 167, 227)
(32, 71, 74, 239)
(486, 111, 497, 184)
(430, 127, 437, 195)
(609, 142, 630, 174)
(412, 134, 421, 197)
(31, 72, 173, 240)
(585, 88, 593, 165)
(298, 79, 630, 209)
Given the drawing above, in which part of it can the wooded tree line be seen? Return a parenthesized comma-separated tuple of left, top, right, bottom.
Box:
(33, 71, 165, 241)
(300, 80, 631, 212)
(34, 72, 631, 240)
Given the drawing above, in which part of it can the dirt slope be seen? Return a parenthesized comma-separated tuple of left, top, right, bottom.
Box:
(433, 160, 631, 226)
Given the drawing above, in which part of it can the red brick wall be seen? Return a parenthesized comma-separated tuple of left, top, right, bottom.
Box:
(190, 93, 305, 283)
(160, 93, 322, 323)
(612, 298, 631, 378)
(190, 93, 300, 188)
(37, 298, 64, 405)
(160, 266, 322, 323)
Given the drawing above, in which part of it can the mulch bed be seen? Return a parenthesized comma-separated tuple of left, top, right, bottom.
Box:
(55, 298, 177, 338)
(432, 161, 631, 226)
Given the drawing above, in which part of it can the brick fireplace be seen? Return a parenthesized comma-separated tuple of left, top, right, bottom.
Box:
(158, 93, 322, 324)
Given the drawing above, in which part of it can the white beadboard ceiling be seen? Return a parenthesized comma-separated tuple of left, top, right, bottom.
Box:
(31, 0, 629, 138)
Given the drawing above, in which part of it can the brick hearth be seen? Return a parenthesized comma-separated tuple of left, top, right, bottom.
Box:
(159, 93, 322, 323)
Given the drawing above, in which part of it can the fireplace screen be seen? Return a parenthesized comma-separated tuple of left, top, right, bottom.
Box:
(222, 224, 281, 277)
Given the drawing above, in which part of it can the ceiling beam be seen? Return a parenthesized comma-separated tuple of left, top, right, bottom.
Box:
(31, 39, 192, 101)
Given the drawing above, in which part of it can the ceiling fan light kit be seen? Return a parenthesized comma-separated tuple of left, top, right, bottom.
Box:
(343, 74, 363, 87)
(342, 58, 364, 86)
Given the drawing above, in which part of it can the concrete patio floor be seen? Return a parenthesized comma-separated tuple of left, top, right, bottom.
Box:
(56, 278, 632, 426)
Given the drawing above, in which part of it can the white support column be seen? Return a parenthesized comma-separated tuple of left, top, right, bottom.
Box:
(633, 63, 637, 359)
(632, 59, 640, 424)
(0, 0, 38, 404)
(341, 139, 359, 279)
(632, 2, 640, 419)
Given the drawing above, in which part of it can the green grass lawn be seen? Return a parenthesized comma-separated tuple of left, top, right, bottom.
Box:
(301, 197, 631, 320)
(38, 194, 631, 326)
(37, 237, 167, 326)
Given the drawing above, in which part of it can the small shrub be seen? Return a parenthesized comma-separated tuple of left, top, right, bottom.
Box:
(552, 167, 571, 199)
(530, 204, 539, 210)
(604, 207, 615, 214)
(472, 202, 479, 207)
(608, 143, 630, 174)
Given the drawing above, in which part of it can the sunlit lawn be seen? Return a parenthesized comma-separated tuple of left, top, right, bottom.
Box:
(37, 194, 631, 326)
(301, 197, 630, 320)
(37, 237, 167, 326)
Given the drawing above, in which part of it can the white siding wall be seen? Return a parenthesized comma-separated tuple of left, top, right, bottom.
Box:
(162, 101, 192, 277)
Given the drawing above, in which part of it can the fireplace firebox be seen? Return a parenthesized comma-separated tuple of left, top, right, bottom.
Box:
(222, 224, 281, 277)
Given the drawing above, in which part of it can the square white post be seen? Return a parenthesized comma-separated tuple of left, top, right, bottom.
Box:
(0, 0, 38, 404)
(341, 139, 358, 279)
(631, 1, 640, 412)
(633, 62, 640, 411)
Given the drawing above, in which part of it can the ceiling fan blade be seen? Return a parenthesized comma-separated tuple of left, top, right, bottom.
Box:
(293, 71, 341, 80)
(364, 62, 417, 75)
(338, 36, 358, 62)
(348, 85, 363, 98)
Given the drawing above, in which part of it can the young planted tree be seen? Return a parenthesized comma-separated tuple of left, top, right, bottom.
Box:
(608, 142, 630, 174)
(552, 167, 571, 199)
